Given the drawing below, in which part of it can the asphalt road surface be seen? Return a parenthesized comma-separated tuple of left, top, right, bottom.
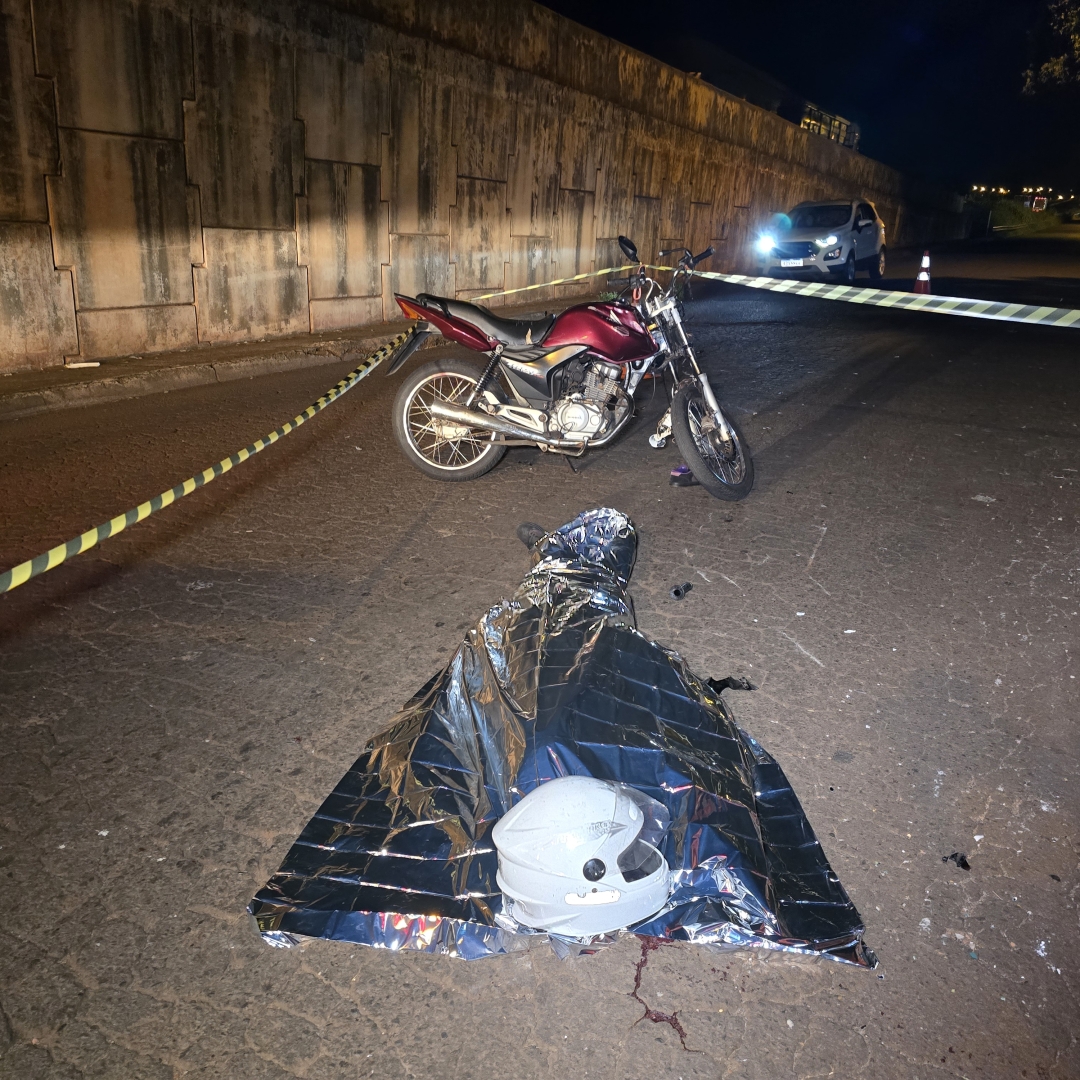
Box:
(1, 256, 1078, 1078)
(885, 224, 1080, 308)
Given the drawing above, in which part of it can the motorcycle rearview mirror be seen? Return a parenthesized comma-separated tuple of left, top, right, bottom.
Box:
(618, 235, 639, 262)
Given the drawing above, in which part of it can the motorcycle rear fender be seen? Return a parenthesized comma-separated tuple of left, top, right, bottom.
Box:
(385, 322, 436, 376)
(394, 293, 493, 352)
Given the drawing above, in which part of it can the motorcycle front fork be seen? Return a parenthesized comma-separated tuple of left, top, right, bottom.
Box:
(665, 319, 734, 444)
(648, 372, 733, 450)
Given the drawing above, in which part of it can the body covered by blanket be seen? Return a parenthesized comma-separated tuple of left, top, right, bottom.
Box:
(250, 508, 874, 966)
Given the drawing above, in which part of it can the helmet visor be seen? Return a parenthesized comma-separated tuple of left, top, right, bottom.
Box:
(617, 838, 665, 882)
(614, 785, 670, 882)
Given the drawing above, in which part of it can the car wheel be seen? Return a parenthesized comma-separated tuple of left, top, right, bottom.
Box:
(842, 253, 855, 284)
(869, 246, 886, 281)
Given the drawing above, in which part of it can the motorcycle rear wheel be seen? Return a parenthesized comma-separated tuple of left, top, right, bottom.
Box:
(670, 382, 754, 500)
(392, 358, 507, 481)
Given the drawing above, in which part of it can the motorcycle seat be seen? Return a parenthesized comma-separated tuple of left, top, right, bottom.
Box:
(417, 293, 555, 348)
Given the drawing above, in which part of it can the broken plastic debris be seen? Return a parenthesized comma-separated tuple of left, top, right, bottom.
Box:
(942, 852, 971, 871)
(706, 676, 757, 693)
(971, 495, 996, 503)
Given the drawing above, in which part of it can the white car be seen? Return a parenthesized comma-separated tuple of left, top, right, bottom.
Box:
(755, 200, 886, 283)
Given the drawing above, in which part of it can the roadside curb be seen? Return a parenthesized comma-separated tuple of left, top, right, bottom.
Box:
(0, 334, 397, 423)
(0, 293, 592, 423)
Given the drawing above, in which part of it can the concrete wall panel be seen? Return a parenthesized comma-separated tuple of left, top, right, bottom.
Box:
(387, 232, 453, 314)
(298, 161, 386, 300)
(556, 109, 601, 194)
(296, 32, 389, 166)
(186, 20, 299, 230)
(388, 58, 455, 236)
(553, 188, 595, 283)
(506, 93, 559, 237)
(687, 201, 718, 269)
(453, 70, 512, 183)
(451, 177, 508, 292)
(0, 222, 77, 366)
(309, 296, 382, 332)
(76, 303, 197, 359)
(505, 234, 552, 301)
(0, 0, 965, 370)
(48, 129, 195, 310)
(34, 0, 192, 139)
(194, 228, 308, 342)
(0, 0, 56, 222)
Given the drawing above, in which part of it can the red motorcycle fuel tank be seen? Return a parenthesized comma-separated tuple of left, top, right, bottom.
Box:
(542, 302, 655, 364)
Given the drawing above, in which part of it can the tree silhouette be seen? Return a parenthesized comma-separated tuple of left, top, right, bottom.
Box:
(1025, 0, 1080, 91)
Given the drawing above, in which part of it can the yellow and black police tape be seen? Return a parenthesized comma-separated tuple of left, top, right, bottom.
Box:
(686, 270, 1080, 329)
(6, 255, 1079, 594)
(472, 266, 629, 301)
(0, 331, 410, 594)
(477, 262, 1080, 330)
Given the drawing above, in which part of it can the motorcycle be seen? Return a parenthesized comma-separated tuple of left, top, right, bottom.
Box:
(384, 235, 753, 500)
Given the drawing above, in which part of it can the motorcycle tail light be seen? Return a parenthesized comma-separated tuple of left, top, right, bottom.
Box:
(397, 299, 424, 320)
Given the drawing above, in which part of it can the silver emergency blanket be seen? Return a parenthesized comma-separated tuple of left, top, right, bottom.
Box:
(250, 508, 875, 966)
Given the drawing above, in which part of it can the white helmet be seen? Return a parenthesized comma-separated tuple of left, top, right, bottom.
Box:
(493, 776, 672, 937)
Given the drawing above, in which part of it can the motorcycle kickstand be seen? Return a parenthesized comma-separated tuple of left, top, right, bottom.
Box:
(649, 407, 672, 449)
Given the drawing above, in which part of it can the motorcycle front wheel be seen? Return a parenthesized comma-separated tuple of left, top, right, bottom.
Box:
(392, 358, 507, 481)
(670, 382, 754, 500)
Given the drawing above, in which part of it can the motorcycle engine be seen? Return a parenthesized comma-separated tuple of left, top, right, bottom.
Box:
(550, 359, 623, 441)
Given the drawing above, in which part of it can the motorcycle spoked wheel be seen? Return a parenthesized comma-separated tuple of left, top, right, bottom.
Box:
(392, 358, 507, 481)
(670, 382, 755, 500)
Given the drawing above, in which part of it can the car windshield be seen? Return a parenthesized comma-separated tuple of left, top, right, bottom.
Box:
(789, 205, 851, 229)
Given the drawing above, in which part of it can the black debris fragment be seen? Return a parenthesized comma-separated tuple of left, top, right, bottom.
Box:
(670, 581, 693, 600)
(707, 676, 758, 693)
(943, 852, 972, 871)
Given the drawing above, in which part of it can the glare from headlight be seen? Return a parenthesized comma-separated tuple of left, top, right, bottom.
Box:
(755, 235, 775, 255)
(815, 234, 839, 247)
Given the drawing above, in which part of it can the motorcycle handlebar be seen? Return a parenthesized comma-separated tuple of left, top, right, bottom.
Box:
(657, 246, 714, 268)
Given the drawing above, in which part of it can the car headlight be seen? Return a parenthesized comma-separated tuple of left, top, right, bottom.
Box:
(755, 235, 776, 255)
(814, 234, 839, 247)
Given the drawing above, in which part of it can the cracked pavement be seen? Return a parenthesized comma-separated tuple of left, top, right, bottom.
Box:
(1, 279, 1077, 1078)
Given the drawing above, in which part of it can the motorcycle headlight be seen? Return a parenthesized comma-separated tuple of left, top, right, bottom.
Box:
(815, 234, 839, 247)
(755, 235, 776, 255)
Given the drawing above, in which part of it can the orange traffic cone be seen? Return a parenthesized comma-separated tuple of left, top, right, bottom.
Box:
(914, 250, 931, 294)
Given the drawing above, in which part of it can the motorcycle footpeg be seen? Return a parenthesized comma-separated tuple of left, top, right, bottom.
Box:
(669, 581, 693, 600)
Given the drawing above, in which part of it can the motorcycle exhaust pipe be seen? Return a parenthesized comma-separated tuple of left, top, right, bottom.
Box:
(428, 399, 557, 444)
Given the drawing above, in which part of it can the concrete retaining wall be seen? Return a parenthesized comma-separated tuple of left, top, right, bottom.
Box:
(0, 0, 964, 370)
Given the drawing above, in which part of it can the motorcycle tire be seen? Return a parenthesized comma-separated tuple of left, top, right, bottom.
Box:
(392, 358, 507, 481)
(670, 382, 754, 501)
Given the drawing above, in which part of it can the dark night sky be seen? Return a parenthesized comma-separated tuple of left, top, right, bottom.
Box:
(539, 0, 1080, 192)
